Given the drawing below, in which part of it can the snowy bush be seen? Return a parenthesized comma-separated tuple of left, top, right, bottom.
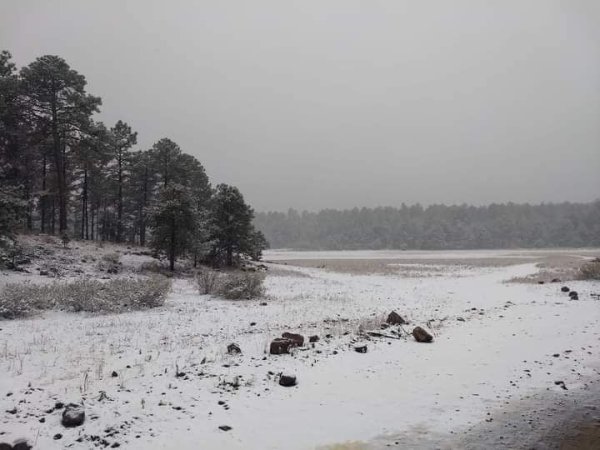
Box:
(217, 271, 265, 300)
(196, 269, 265, 299)
(196, 268, 223, 295)
(0, 275, 171, 318)
(97, 252, 122, 274)
(579, 260, 600, 280)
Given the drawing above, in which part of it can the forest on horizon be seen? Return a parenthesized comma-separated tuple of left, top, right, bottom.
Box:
(254, 201, 600, 250)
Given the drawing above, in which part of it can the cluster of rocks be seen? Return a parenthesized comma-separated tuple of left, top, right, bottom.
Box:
(560, 286, 579, 300)
(0, 439, 32, 450)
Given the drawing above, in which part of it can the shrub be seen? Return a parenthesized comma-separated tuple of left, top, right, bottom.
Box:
(196, 269, 265, 300)
(196, 268, 223, 295)
(98, 252, 122, 274)
(579, 259, 600, 280)
(217, 271, 265, 300)
(0, 275, 171, 319)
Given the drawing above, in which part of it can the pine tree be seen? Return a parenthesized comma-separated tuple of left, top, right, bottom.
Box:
(148, 183, 197, 271)
(20, 55, 101, 233)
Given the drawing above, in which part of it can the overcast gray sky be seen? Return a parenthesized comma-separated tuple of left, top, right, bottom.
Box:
(2, 0, 599, 211)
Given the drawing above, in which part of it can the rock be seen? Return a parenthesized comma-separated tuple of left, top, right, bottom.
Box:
(309, 335, 319, 343)
(260, 302, 267, 306)
(561, 286, 570, 293)
(537, 281, 545, 284)
(569, 293, 579, 300)
(282, 332, 304, 347)
(0, 443, 11, 450)
(62, 404, 85, 427)
(53, 433, 63, 440)
(227, 343, 241, 355)
(457, 317, 465, 322)
(270, 338, 293, 355)
(218, 425, 232, 431)
(569, 291, 578, 298)
(111, 371, 118, 377)
(554, 380, 568, 390)
(386, 311, 407, 325)
(279, 374, 297, 387)
(12, 439, 32, 450)
(412, 326, 433, 343)
(551, 278, 561, 283)
(354, 345, 368, 353)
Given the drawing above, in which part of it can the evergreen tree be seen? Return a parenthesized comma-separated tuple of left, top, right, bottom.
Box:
(20, 55, 101, 232)
(208, 184, 258, 267)
(148, 183, 197, 271)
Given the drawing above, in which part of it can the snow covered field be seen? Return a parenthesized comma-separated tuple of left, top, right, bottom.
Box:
(1, 249, 599, 449)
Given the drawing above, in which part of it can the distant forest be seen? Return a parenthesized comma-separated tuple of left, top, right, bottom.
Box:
(254, 202, 600, 250)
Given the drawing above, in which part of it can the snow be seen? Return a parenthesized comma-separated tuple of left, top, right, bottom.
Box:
(1, 250, 599, 449)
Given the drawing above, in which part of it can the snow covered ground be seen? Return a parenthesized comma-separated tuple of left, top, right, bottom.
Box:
(1, 249, 599, 449)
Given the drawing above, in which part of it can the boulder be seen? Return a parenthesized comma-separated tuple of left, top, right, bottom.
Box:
(279, 374, 297, 387)
(61, 404, 85, 427)
(270, 338, 293, 355)
(412, 326, 433, 343)
(12, 439, 32, 450)
(569, 291, 579, 300)
(386, 311, 407, 325)
(227, 343, 241, 355)
(561, 286, 570, 293)
(282, 332, 304, 347)
(309, 335, 319, 343)
(354, 345, 368, 353)
(0, 443, 11, 450)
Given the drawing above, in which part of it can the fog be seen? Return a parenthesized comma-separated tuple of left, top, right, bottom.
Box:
(2, 0, 599, 211)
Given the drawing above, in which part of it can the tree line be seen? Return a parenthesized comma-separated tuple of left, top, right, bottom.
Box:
(255, 201, 600, 250)
(0, 51, 267, 269)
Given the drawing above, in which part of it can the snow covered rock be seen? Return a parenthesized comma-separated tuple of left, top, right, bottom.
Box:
(279, 374, 297, 387)
(386, 311, 406, 325)
(282, 332, 304, 347)
(227, 343, 241, 354)
(270, 338, 293, 354)
(61, 404, 85, 427)
(412, 326, 433, 343)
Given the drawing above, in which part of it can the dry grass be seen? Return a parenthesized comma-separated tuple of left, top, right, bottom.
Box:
(0, 275, 171, 318)
(196, 269, 266, 300)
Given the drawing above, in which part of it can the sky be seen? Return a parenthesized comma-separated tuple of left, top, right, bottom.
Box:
(1, 0, 599, 211)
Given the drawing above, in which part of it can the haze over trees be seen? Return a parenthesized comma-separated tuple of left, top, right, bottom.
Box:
(0, 50, 266, 268)
(254, 202, 600, 250)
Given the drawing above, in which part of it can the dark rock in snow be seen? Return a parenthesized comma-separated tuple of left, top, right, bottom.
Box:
(386, 311, 407, 325)
(568, 291, 579, 300)
(0, 443, 11, 450)
(412, 326, 433, 343)
(537, 281, 545, 284)
(270, 338, 293, 355)
(457, 317, 465, 322)
(111, 371, 118, 377)
(12, 439, 32, 450)
(354, 345, 368, 353)
(62, 404, 85, 427)
(561, 286, 570, 293)
(218, 425, 232, 431)
(309, 335, 319, 343)
(279, 374, 297, 387)
(551, 278, 561, 283)
(53, 433, 63, 440)
(227, 343, 241, 355)
(282, 332, 304, 347)
(554, 380, 568, 390)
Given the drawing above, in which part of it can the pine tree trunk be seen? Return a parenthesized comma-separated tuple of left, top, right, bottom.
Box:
(41, 154, 47, 233)
(117, 151, 123, 242)
(169, 216, 176, 271)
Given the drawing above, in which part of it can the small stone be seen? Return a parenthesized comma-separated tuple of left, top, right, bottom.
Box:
(270, 338, 293, 355)
(561, 286, 570, 293)
(354, 345, 368, 353)
(282, 332, 304, 347)
(309, 335, 319, 343)
(279, 374, 297, 387)
(62, 404, 85, 427)
(111, 371, 118, 377)
(412, 326, 433, 343)
(386, 311, 407, 325)
(53, 434, 63, 440)
(12, 439, 32, 450)
(227, 343, 241, 355)
(219, 425, 232, 431)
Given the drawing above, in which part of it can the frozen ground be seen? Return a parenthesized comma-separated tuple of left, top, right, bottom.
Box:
(1, 247, 599, 449)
